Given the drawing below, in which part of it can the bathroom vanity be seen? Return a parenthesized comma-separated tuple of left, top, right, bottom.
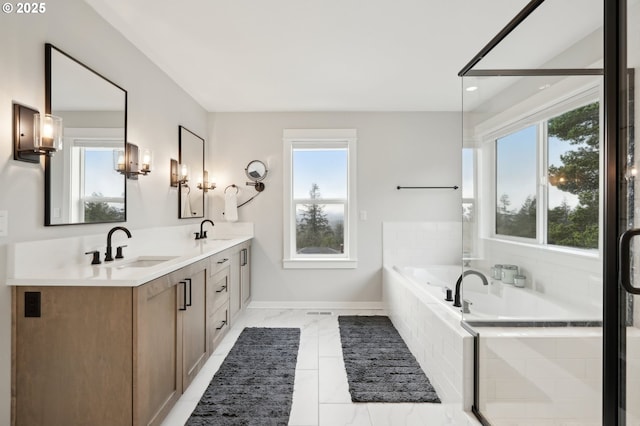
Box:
(8, 228, 252, 426)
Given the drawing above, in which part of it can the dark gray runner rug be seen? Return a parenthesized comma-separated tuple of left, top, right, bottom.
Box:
(187, 327, 300, 426)
(338, 315, 440, 403)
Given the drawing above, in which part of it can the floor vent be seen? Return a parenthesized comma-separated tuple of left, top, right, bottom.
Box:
(306, 311, 333, 315)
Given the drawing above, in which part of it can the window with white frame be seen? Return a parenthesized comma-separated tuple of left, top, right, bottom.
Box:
(492, 98, 600, 251)
(283, 129, 357, 268)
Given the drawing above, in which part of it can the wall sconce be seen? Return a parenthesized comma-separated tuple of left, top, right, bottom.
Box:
(13, 104, 63, 163)
(197, 170, 216, 192)
(113, 142, 152, 180)
(170, 159, 190, 187)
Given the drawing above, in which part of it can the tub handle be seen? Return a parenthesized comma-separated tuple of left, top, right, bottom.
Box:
(444, 287, 453, 302)
(620, 228, 640, 295)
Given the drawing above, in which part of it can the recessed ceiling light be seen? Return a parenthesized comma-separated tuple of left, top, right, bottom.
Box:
(465, 86, 478, 92)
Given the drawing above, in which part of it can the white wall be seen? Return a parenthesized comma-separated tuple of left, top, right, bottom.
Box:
(208, 112, 461, 305)
(0, 1, 208, 423)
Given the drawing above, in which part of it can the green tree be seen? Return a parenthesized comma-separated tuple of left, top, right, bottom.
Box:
(547, 102, 600, 249)
(84, 196, 124, 222)
(296, 183, 336, 252)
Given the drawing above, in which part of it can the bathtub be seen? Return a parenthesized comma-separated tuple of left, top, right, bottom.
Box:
(393, 264, 601, 324)
(383, 263, 610, 425)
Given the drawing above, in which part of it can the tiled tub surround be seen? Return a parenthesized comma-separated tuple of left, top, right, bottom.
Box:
(394, 265, 601, 324)
(382, 265, 476, 423)
(380, 221, 637, 426)
(477, 327, 640, 426)
(384, 263, 639, 426)
(7, 222, 253, 285)
(382, 222, 462, 268)
(475, 239, 602, 317)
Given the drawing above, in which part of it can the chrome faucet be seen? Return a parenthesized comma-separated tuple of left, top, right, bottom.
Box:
(453, 270, 488, 308)
(105, 226, 132, 262)
(195, 219, 215, 240)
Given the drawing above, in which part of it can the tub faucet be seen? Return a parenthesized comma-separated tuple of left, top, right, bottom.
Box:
(453, 270, 488, 308)
(195, 219, 215, 240)
(105, 226, 132, 262)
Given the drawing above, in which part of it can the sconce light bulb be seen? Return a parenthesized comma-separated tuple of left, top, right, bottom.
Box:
(43, 123, 53, 139)
(632, 166, 637, 177)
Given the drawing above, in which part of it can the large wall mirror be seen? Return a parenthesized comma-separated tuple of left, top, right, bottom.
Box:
(45, 43, 127, 226)
(179, 126, 205, 218)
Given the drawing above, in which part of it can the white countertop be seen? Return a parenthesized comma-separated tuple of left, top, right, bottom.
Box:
(6, 223, 253, 287)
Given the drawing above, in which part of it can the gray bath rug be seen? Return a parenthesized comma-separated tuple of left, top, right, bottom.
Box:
(338, 315, 441, 403)
(186, 327, 300, 426)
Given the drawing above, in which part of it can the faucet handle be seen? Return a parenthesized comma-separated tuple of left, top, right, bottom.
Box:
(116, 245, 127, 259)
(194, 232, 202, 240)
(85, 250, 101, 265)
(444, 287, 453, 302)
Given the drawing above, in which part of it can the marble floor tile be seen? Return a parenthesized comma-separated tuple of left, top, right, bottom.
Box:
(320, 403, 372, 426)
(162, 308, 480, 426)
(289, 370, 319, 425)
(319, 356, 352, 404)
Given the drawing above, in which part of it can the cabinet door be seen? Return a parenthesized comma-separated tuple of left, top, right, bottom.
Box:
(14, 287, 133, 426)
(240, 245, 251, 307)
(134, 278, 181, 426)
(229, 250, 242, 321)
(182, 268, 208, 389)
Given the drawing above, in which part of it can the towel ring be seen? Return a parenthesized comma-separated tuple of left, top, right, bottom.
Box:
(224, 184, 239, 194)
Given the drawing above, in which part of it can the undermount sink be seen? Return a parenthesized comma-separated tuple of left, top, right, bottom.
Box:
(108, 256, 178, 269)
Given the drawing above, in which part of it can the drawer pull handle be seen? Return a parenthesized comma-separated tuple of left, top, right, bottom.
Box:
(215, 284, 228, 293)
(179, 281, 187, 311)
(217, 258, 229, 264)
(185, 278, 192, 307)
(216, 320, 227, 330)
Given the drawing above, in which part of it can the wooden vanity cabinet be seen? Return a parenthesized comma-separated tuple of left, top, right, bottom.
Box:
(134, 259, 209, 426)
(12, 286, 134, 426)
(12, 240, 251, 426)
(12, 259, 209, 426)
(240, 242, 251, 308)
(228, 241, 252, 323)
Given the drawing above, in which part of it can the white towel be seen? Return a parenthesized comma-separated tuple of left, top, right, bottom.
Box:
(182, 186, 193, 217)
(225, 190, 238, 222)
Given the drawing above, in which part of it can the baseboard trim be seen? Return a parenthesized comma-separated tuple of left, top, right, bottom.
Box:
(247, 301, 385, 310)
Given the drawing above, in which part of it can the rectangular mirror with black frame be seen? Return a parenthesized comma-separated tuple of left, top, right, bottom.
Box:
(45, 43, 127, 226)
(178, 126, 205, 218)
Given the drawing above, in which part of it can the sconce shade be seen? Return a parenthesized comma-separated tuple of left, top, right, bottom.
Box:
(113, 149, 126, 173)
(170, 159, 190, 187)
(113, 142, 151, 180)
(34, 114, 63, 152)
(13, 104, 63, 163)
(197, 170, 216, 192)
(141, 148, 153, 174)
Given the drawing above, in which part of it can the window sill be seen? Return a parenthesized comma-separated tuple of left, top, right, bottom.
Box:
(487, 237, 600, 259)
(283, 258, 358, 269)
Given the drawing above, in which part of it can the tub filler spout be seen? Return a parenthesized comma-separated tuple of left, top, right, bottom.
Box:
(453, 270, 488, 308)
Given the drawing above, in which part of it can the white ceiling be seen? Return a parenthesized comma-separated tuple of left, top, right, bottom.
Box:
(83, 0, 575, 112)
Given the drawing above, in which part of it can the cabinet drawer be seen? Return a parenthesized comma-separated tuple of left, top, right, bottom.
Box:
(209, 302, 229, 352)
(210, 251, 231, 276)
(209, 267, 229, 313)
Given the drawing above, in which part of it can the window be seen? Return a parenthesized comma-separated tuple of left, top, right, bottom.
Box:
(462, 148, 478, 256)
(547, 103, 599, 249)
(495, 125, 538, 239)
(283, 129, 357, 268)
(492, 100, 600, 250)
(75, 146, 125, 223)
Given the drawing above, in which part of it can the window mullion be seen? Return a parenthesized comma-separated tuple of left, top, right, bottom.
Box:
(538, 120, 548, 245)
